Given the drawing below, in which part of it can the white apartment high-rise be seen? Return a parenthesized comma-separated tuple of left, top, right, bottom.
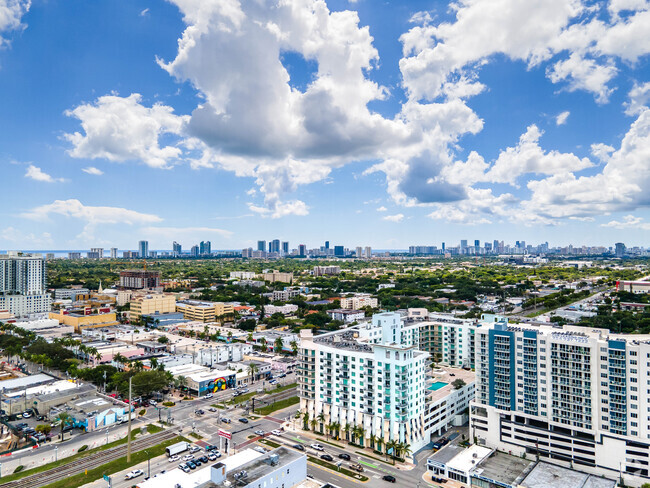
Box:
(299, 312, 431, 451)
(110, 248, 118, 259)
(0, 252, 51, 316)
(472, 318, 650, 487)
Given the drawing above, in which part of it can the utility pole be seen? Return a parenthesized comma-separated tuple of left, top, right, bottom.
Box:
(127, 376, 132, 462)
(103, 371, 107, 393)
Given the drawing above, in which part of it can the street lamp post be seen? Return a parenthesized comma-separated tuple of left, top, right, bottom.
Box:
(105, 429, 109, 445)
(54, 446, 58, 462)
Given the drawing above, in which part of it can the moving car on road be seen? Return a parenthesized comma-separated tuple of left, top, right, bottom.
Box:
(338, 453, 351, 460)
(125, 469, 144, 480)
(271, 429, 282, 436)
(168, 455, 180, 462)
(238, 418, 249, 423)
(292, 444, 305, 451)
(383, 475, 396, 483)
(320, 454, 334, 462)
(310, 443, 324, 451)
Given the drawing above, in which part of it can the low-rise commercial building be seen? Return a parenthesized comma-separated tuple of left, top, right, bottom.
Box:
(49, 310, 118, 333)
(176, 300, 234, 322)
(326, 309, 365, 323)
(130, 293, 176, 319)
(167, 363, 237, 396)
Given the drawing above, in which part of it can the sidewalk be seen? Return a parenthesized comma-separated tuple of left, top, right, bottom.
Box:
(283, 423, 416, 471)
(422, 470, 465, 488)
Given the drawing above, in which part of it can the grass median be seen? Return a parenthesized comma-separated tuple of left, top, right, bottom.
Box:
(256, 396, 299, 415)
(41, 435, 189, 488)
(0, 424, 164, 485)
(307, 455, 368, 481)
(229, 383, 297, 406)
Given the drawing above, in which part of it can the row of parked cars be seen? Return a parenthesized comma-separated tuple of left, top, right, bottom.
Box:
(304, 443, 396, 483)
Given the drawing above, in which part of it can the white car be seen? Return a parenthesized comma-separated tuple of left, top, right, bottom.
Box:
(183, 454, 194, 461)
(205, 393, 213, 399)
(253, 446, 267, 454)
(168, 455, 180, 462)
(271, 429, 282, 436)
(125, 469, 144, 479)
(150, 400, 157, 406)
(311, 444, 324, 451)
(190, 446, 201, 453)
(22, 412, 32, 418)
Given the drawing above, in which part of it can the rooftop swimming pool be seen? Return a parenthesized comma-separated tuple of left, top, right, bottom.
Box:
(428, 381, 448, 391)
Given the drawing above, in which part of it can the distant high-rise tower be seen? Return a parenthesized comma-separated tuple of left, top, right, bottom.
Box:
(90, 248, 103, 259)
(271, 239, 280, 253)
(364, 246, 372, 258)
(325, 241, 330, 250)
(615, 242, 626, 258)
(191, 245, 199, 257)
(334, 245, 345, 257)
(110, 248, 118, 259)
(282, 241, 289, 255)
(138, 240, 149, 259)
(356, 246, 363, 258)
(200, 241, 212, 256)
(172, 241, 182, 256)
(257, 240, 266, 252)
(298, 244, 307, 257)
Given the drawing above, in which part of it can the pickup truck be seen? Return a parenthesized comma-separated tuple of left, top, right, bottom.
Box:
(349, 464, 364, 472)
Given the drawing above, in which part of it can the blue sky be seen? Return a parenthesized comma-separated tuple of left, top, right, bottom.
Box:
(1, 0, 650, 251)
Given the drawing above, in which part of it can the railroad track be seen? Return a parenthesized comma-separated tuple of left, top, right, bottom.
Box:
(1, 430, 178, 488)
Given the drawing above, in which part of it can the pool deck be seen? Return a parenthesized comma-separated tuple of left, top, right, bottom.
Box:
(427, 366, 476, 402)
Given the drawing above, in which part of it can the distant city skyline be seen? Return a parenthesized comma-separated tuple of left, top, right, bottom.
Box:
(1, 1, 650, 249)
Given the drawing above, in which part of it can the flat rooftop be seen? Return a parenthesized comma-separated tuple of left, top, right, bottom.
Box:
(0, 373, 56, 393)
(217, 447, 303, 487)
(521, 462, 616, 488)
(446, 445, 492, 473)
(427, 366, 475, 402)
(471, 450, 535, 486)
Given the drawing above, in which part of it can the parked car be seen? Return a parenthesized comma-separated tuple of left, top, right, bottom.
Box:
(338, 453, 351, 460)
(221, 418, 231, 424)
(149, 400, 157, 406)
(179, 464, 190, 473)
(383, 475, 396, 483)
(125, 469, 144, 480)
(205, 445, 218, 452)
(432, 437, 449, 450)
(199, 456, 208, 463)
(205, 393, 213, 399)
(169, 455, 180, 462)
(254, 430, 265, 436)
(268, 379, 277, 385)
(189, 446, 201, 453)
(310, 444, 324, 451)
(292, 444, 305, 451)
(320, 454, 334, 462)
(238, 418, 249, 424)
(208, 407, 217, 412)
(183, 454, 194, 461)
(208, 453, 218, 461)
(432, 476, 447, 483)
(271, 429, 282, 436)
(253, 446, 267, 454)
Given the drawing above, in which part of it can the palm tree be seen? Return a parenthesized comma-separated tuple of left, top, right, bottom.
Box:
(113, 353, 127, 369)
(246, 332, 254, 343)
(302, 411, 310, 430)
(386, 439, 398, 464)
(57, 412, 72, 439)
(325, 423, 333, 440)
(247, 363, 259, 384)
(290, 340, 298, 355)
(274, 337, 284, 353)
(309, 418, 317, 432)
(375, 436, 384, 453)
(331, 422, 340, 440)
(176, 375, 188, 392)
(227, 330, 233, 343)
(369, 434, 377, 450)
(150, 358, 159, 370)
(260, 337, 268, 352)
(397, 442, 412, 460)
(343, 423, 351, 442)
(316, 412, 326, 433)
(356, 425, 366, 447)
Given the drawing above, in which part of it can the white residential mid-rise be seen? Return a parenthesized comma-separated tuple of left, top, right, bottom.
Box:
(299, 312, 431, 451)
(340, 294, 378, 310)
(471, 318, 650, 487)
(0, 252, 50, 316)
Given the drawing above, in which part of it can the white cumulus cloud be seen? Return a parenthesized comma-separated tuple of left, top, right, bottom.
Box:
(82, 166, 104, 176)
(25, 165, 65, 183)
(382, 213, 404, 223)
(555, 111, 570, 125)
(0, 0, 30, 47)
